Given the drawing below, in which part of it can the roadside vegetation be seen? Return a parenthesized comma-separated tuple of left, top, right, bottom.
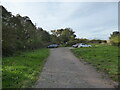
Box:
(2, 48, 49, 88)
(2, 6, 51, 56)
(2, 5, 120, 88)
(109, 31, 120, 46)
(71, 44, 119, 81)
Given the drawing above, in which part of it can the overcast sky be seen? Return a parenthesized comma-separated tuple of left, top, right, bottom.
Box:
(1, 0, 118, 40)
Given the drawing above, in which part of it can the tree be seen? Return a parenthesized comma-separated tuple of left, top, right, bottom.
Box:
(34, 27, 51, 48)
(2, 6, 18, 55)
(109, 31, 120, 46)
(50, 34, 60, 44)
(51, 28, 76, 44)
(2, 6, 52, 56)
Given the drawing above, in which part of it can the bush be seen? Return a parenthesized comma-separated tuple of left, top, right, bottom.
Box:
(109, 31, 120, 46)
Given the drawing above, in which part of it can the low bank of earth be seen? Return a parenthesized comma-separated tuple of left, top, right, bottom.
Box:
(71, 44, 119, 82)
(2, 48, 49, 88)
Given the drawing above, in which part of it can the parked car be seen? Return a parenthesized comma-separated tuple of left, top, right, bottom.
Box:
(47, 44, 59, 48)
(78, 43, 92, 48)
(72, 43, 80, 48)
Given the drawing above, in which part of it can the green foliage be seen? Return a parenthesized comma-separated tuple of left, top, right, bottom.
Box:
(51, 28, 76, 44)
(50, 34, 60, 44)
(2, 6, 51, 56)
(89, 39, 102, 43)
(78, 38, 89, 43)
(66, 39, 79, 46)
(109, 31, 120, 46)
(71, 44, 119, 81)
(2, 48, 49, 88)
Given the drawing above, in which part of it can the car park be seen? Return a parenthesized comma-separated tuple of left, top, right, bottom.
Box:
(47, 44, 59, 48)
(78, 43, 92, 48)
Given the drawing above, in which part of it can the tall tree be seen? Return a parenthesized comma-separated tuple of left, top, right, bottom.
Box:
(51, 28, 76, 44)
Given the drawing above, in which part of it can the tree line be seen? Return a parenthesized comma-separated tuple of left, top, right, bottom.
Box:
(2, 6, 51, 56)
(1, 6, 119, 56)
(2, 6, 77, 56)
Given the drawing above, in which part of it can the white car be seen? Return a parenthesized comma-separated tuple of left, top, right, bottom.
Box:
(72, 43, 79, 48)
(78, 43, 92, 48)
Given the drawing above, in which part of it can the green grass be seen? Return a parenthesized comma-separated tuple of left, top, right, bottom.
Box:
(2, 48, 49, 88)
(71, 44, 119, 81)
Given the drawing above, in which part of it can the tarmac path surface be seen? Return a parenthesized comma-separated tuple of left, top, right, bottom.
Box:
(35, 47, 115, 88)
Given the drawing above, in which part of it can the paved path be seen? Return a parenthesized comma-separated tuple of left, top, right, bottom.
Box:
(35, 47, 115, 88)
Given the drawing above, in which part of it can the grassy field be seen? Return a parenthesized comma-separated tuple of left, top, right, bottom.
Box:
(71, 44, 119, 81)
(2, 48, 49, 88)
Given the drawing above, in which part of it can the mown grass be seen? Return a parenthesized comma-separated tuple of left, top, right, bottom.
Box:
(2, 48, 49, 88)
(71, 44, 119, 81)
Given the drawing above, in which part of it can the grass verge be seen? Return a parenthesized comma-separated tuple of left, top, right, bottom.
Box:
(2, 48, 49, 88)
(71, 44, 119, 81)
